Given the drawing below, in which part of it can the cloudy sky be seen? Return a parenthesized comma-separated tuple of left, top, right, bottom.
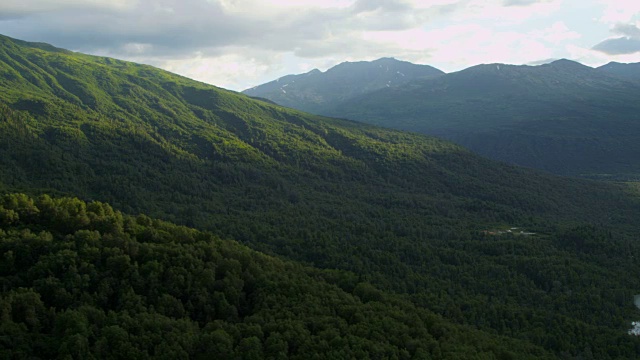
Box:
(1, 0, 639, 91)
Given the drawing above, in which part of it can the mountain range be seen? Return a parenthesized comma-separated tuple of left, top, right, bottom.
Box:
(243, 57, 444, 114)
(2, 34, 640, 358)
(246, 58, 640, 179)
(598, 61, 640, 80)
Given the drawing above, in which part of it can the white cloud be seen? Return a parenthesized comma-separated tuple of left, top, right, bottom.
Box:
(598, 0, 640, 24)
(424, 27, 553, 69)
(451, 0, 563, 24)
(219, 0, 354, 13)
(0, 0, 636, 90)
(405, 0, 460, 8)
(121, 42, 153, 55)
(159, 48, 288, 91)
(362, 18, 580, 72)
(530, 21, 581, 44)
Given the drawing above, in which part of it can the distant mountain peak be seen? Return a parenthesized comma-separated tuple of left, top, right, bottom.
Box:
(372, 57, 400, 63)
(547, 58, 592, 70)
(549, 58, 579, 64)
(464, 59, 592, 74)
(242, 57, 445, 114)
(597, 61, 640, 80)
(329, 57, 413, 71)
(456, 63, 520, 76)
(598, 61, 640, 69)
(337, 57, 400, 65)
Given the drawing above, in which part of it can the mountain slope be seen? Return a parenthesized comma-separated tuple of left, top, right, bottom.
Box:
(598, 61, 640, 81)
(320, 59, 640, 178)
(242, 57, 444, 114)
(2, 35, 640, 358)
(2, 193, 556, 359)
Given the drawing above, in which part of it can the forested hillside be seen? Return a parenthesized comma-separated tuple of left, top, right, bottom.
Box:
(325, 60, 640, 178)
(251, 58, 640, 179)
(2, 193, 557, 359)
(2, 34, 640, 358)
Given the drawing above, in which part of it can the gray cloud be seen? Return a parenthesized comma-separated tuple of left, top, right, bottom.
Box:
(0, 0, 456, 60)
(1, 0, 593, 90)
(352, 0, 413, 13)
(0, 0, 129, 20)
(612, 23, 640, 38)
(593, 23, 640, 55)
(1, 1, 249, 57)
(593, 37, 640, 55)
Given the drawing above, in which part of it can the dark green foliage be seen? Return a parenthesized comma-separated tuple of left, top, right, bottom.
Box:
(2, 34, 640, 358)
(0, 193, 553, 359)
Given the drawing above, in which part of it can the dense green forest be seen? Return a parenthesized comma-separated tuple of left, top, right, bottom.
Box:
(3, 193, 558, 359)
(3, 34, 640, 358)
